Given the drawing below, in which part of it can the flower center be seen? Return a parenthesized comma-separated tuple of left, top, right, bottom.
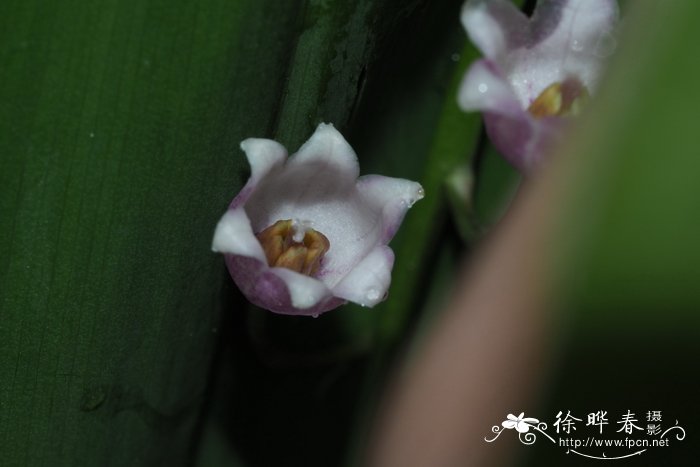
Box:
(527, 79, 589, 118)
(255, 219, 330, 276)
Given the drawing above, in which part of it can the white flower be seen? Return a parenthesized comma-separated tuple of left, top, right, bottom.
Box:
(458, 0, 619, 170)
(212, 123, 424, 316)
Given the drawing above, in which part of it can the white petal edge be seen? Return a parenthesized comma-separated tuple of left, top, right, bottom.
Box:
(532, 0, 619, 60)
(240, 138, 287, 182)
(356, 175, 425, 242)
(211, 208, 266, 263)
(288, 123, 360, 187)
(332, 246, 394, 307)
(458, 59, 523, 117)
(506, 0, 620, 102)
(272, 268, 333, 310)
(537, 0, 619, 91)
(461, 0, 528, 59)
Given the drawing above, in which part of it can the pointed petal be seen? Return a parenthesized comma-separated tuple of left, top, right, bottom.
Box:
(461, 0, 528, 58)
(458, 59, 522, 117)
(332, 246, 394, 307)
(531, 0, 619, 58)
(287, 122, 360, 191)
(532, 0, 618, 91)
(241, 138, 287, 181)
(507, 0, 619, 103)
(271, 268, 334, 310)
(502, 420, 517, 429)
(244, 123, 362, 233)
(458, 60, 560, 170)
(356, 175, 424, 243)
(224, 255, 345, 316)
(211, 208, 266, 263)
(458, 60, 562, 170)
(231, 138, 287, 208)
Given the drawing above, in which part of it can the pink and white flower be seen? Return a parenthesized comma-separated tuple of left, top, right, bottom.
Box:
(458, 0, 619, 170)
(212, 123, 424, 316)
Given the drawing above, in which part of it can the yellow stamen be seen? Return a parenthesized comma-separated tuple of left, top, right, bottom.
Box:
(527, 79, 590, 118)
(255, 219, 330, 276)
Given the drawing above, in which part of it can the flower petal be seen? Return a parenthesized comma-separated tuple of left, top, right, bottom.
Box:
(356, 175, 425, 243)
(507, 0, 619, 104)
(458, 59, 573, 170)
(287, 122, 360, 191)
(483, 111, 561, 171)
(211, 208, 266, 263)
(241, 138, 287, 181)
(332, 245, 395, 307)
(214, 123, 423, 314)
(461, 0, 528, 59)
(531, 0, 619, 63)
(271, 268, 335, 310)
(458, 59, 522, 117)
(243, 122, 367, 240)
(244, 189, 381, 289)
(224, 255, 345, 316)
(231, 138, 287, 208)
(212, 209, 345, 314)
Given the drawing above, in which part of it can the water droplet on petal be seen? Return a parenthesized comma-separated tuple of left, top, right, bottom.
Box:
(366, 288, 380, 302)
(478, 83, 488, 94)
(311, 313, 319, 318)
(571, 39, 583, 52)
(594, 31, 617, 57)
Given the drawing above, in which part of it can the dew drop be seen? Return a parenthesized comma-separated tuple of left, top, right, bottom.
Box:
(571, 39, 583, 52)
(311, 313, 319, 318)
(478, 83, 488, 94)
(594, 31, 617, 57)
(451, 53, 460, 62)
(366, 288, 380, 302)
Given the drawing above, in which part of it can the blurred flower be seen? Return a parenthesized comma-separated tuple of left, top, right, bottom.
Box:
(212, 123, 424, 316)
(502, 412, 540, 433)
(458, 0, 619, 170)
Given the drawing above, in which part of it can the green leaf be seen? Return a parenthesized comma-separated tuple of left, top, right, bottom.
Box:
(530, 5, 700, 465)
(557, 0, 700, 328)
(196, 2, 485, 467)
(0, 0, 305, 465)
